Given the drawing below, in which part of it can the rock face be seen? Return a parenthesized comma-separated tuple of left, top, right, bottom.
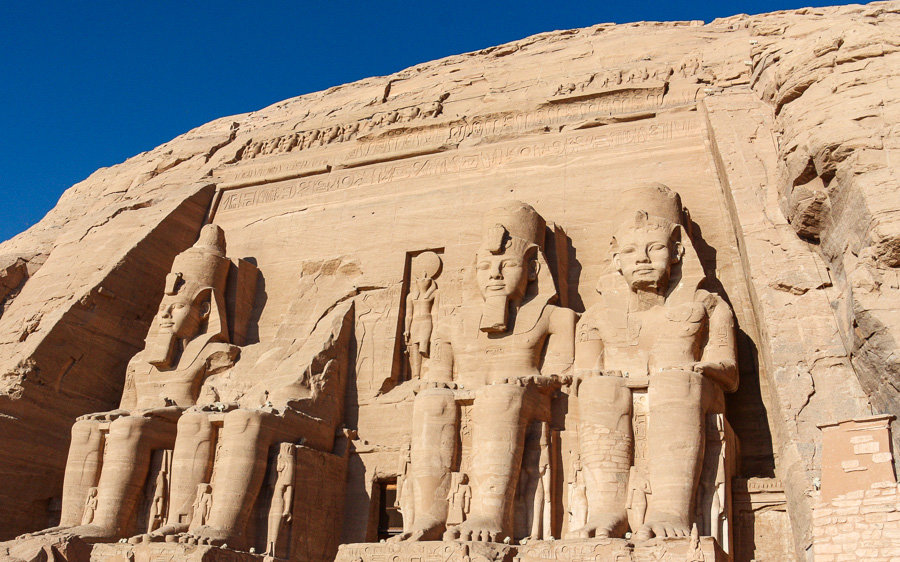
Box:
(1, 2, 898, 561)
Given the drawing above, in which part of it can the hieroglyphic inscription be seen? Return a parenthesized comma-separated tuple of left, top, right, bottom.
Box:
(217, 158, 330, 189)
(517, 538, 631, 561)
(347, 88, 698, 162)
(213, 90, 704, 191)
(239, 96, 448, 161)
(217, 117, 701, 214)
(335, 541, 465, 562)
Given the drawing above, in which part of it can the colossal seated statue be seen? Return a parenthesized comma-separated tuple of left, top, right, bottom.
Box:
(170, 298, 354, 549)
(40, 224, 241, 540)
(569, 184, 738, 542)
(23, 223, 354, 554)
(397, 201, 576, 543)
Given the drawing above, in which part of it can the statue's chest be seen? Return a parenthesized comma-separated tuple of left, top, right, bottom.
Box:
(597, 302, 707, 347)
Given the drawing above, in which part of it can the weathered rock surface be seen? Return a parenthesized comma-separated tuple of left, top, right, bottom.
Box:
(0, 3, 897, 562)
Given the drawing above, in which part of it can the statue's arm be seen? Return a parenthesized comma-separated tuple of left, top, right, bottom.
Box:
(404, 293, 414, 339)
(543, 307, 576, 376)
(116, 355, 141, 412)
(696, 295, 739, 392)
(283, 485, 293, 518)
(573, 309, 604, 377)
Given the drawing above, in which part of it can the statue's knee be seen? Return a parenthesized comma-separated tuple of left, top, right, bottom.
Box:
(224, 409, 264, 435)
(475, 382, 526, 415)
(108, 415, 145, 442)
(652, 369, 704, 402)
(70, 419, 100, 444)
(177, 411, 211, 436)
(415, 388, 455, 417)
(580, 375, 626, 395)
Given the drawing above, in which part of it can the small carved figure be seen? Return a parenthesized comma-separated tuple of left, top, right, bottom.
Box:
(446, 473, 472, 527)
(517, 423, 553, 540)
(532, 425, 552, 540)
(81, 488, 98, 525)
(567, 456, 588, 533)
(395, 443, 414, 533)
(404, 251, 441, 380)
(265, 443, 295, 557)
(147, 461, 169, 532)
(189, 484, 213, 530)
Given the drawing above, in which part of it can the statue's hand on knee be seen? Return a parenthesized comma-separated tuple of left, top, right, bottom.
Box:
(76, 409, 129, 422)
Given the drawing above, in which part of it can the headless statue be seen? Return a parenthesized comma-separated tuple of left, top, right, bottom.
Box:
(173, 299, 354, 549)
(397, 201, 576, 543)
(569, 184, 738, 541)
(42, 225, 238, 540)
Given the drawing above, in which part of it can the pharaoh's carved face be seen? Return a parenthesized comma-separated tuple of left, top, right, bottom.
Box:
(613, 226, 682, 292)
(156, 293, 208, 340)
(475, 245, 534, 302)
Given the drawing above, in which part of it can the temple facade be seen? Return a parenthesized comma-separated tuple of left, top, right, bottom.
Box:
(2, 3, 900, 561)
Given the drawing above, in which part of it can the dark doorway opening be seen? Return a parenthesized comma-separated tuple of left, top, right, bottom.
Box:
(376, 478, 402, 541)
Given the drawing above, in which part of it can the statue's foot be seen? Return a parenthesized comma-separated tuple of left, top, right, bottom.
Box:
(16, 525, 73, 538)
(388, 525, 442, 542)
(388, 515, 446, 542)
(127, 534, 150, 545)
(176, 526, 232, 547)
(443, 519, 505, 543)
(55, 524, 117, 540)
(633, 513, 691, 541)
(565, 511, 628, 539)
(147, 523, 187, 541)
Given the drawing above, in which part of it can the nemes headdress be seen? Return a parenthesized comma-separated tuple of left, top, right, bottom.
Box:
(165, 224, 229, 302)
(478, 201, 557, 334)
(604, 183, 705, 302)
(611, 183, 684, 251)
(163, 224, 230, 345)
(480, 200, 547, 255)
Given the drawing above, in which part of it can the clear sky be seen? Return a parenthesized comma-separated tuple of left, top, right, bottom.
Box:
(0, 0, 851, 243)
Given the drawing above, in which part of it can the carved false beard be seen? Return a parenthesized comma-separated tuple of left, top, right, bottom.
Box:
(480, 294, 509, 333)
(629, 272, 670, 296)
(145, 331, 178, 369)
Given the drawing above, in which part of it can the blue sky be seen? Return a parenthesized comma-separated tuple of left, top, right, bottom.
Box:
(0, 1, 850, 243)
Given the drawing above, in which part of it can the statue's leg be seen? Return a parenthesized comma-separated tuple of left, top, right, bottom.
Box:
(158, 411, 215, 535)
(399, 386, 456, 541)
(568, 375, 632, 539)
(193, 408, 275, 548)
(530, 478, 544, 539)
(188, 406, 336, 548)
(635, 369, 705, 540)
(445, 382, 527, 542)
(89, 415, 178, 538)
(58, 419, 105, 528)
(407, 344, 422, 379)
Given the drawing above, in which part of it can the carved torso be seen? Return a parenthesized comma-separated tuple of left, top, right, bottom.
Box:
(578, 290, 712, 379)
(438, 299, 558, 387)
(123, 341, 237, 410)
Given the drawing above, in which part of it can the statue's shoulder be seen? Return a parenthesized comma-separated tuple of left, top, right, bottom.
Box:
(695, 289, 730, 313)
(547, 304, 577, 326)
